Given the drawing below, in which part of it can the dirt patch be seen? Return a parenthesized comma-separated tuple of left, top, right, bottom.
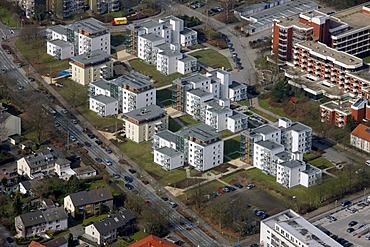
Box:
(212, 163, 237, 173)
(176, 178, 206, 189)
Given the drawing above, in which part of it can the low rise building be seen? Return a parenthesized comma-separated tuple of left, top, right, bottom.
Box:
(64, 186, 113, 217)
(0, 162, 19, 194)
(47, 40, 74, 60)
(152, 124, 224, 171)
(84, 208, 136, 245)
(70, 50, 113, 85)
(260, 209, 342, 247)
(29, 237, 68, 247)
(154, 147, 184, 171)
(129, 234, 180, 247)
(89, 95, 118, 117)
(350, 123, 370, 153)
(15, 206, 68, 238)
(73, 166, 97, 179)
(122, 105, 168, 143)
(0, 104, 22, 142)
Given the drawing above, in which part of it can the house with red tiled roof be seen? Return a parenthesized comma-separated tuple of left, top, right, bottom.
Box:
(350, 123, 370, 153)
(128, 235, 179, 247)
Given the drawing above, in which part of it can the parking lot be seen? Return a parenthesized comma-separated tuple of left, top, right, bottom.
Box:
(312, 202, 370, 246)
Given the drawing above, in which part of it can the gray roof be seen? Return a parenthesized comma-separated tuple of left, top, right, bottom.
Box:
(111, 72, 153, 91)
(255, 140, 283, 150)
(124, 105, 166, 123)
(92, 95, 117, 104)
(0, 110, 12, 124)
(156, 147, 182, 158)
(229, 81, 247, 90)
(48, 39, 73, 48)
(47, 25, 67, 36)
(179, 54, 196, 63)
(22, 152, 55, 169)
(92, 208, 135, 235)
(55, 157, 71, 166)
(280, 160, 304, 169)
(20, 180, 32, 191)
(274, 151, 291, 161)
(204, 99, 232, 115)
(158, 45, 182, 57)
(228, 111, 248, 120)
(155, 130, 178, 143)
(181, 73, 209, 85)
(180, 27, 196, 35)
(69, 18, 108, 34)
(73, 166, 96, 175)
(187, 88, 212, 98)
(44, 237, 68, 247)
(178, 123, 220, 143)
(301, 164, 321, 174)
(91, 79, 111, 91)
(70, 50, 111, 66)
(19, 206, 67, 227)
(140, 19, 162, 29)
(284, 122, 311, 133)
(254, 124, 280, 135)
(68, 186, 113, 207)
(139, 33, 164, 42)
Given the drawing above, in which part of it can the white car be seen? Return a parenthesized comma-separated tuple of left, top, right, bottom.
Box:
(104, 159, 112, 166)
(366, 160, 370, 166)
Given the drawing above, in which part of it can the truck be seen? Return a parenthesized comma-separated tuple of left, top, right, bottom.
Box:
(111, 17, 128, 26)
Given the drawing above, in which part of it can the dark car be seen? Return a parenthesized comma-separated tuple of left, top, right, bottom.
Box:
(54, 122, 61, 127)
(95, 157, 102, 163)
(348, 221, 358, 227)
(28, 77, 35, 82)
(84, 142, 92, 147)
(347, 228, 355, 233)
(77, 142, 84, 148)
(105, 148, 112, 154)
(95, 140, 103, 145)
(141, 180, 149, 185)
(234, 183, 243, 188)
(128, 169, 136, 174)
(250, 244, 258, 247)
(341, 200, 352, 207)
(144, 200, 152, 206)
(88, 133, 96, 139)
(260, 213, 269, 219)
(6, 237, 14, 243)
(125, 183, 134, 190)
(162, 197, 169, 201)
(124, 176, 133, 183)
(113, 173, 120, 179)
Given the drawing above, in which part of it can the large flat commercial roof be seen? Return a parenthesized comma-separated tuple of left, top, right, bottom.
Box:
(69, 18, 108, 34)
(320, 101, 351, 114)
(262, 209, 342, 246)
(333, 5, 370, 30)
(124, 105, 166, 123)
(296, 41, 363, 68)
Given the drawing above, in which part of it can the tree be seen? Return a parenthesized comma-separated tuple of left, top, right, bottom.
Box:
(139, 207, 169, 236)
(345, 117, 358, 132)
(103, 174, 110, 185)
(66, 175, 80, 193)
(271, 79, 290, 103)
(1, 177, 7, 188)
(13, 193, 22, 214)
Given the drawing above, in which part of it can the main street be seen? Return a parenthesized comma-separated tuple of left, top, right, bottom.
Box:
(0, 38, 225, 246)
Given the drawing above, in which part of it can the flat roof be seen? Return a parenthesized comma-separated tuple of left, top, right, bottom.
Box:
(228, 111, 248, 120)
(229, 81, 247, 90)
(178, 123, 220, 143)
(124, 105, 166, 122)
(301, 164, 321, 175)
(179, 54, 196, 63)
(139, 33, 165, 42)
(91, 79, 111, 91)
(274, 151, 291, 161)
(70, 50, 111, 66)
(253, 124, 280, 135)
(47, 25, 67, 36)
(180, 73, 209, 85)
(333, 5, 370, 30)
(181, 27, 196, 35)
(284, 122, 311, 133)
(320, 101, 351, 114)
(111, 72, 153, 90)
(255, 140, 284, 150)
(91, 95, 117, 104)
(49, 39, 73, 48)
(279, 160, 304, 169)
(155, 130, 178, 143)
(139, 19, 162, 29)
(296, 41, 363, 68)
(204, 99, 232, 114)
(69, 18, 108, 34)
(187, 88, 213, 98)
(262, 209, 342, 246)
(156, 147, 182, 158)
(275, 15, 310, 29)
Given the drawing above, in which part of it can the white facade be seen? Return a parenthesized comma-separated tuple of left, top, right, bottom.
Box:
(122, 87, 156, 114)
(0, 109, 22, 142)
(260, 209, 342, 247)
(77, 32, 110, 55)
(300, 165, 322, 187)
(89, 95, 118, 117)
(47, 40, 74, 60)
(253, 141, 285, 170)
(84, 224, 117, 246)
(156, 50, 182, 75)
(185, 89, 214, 118)
(279, 118, 312, 154)
(177, 55, 198, 75)
(276, 160, 305, 188)
(154, 147, 184, 170)
(180, 28, 198, 47)
(138, 34, 165, 63)
(188, 139, 224, 171)
(350, 124, 370, 153)
(227, 112, 249, 133)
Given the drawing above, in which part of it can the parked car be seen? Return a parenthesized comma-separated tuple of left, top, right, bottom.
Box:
(347, 228, 355, 233)
(125, 183, 134, 190)
(28, 77, 35, 82)
(128, 169, 136, 174)
(141, 180, 149, 185)
(169, 202, 178, 208)
(234, 183, 243, 188)
(61, 109, 68, 114)
(54, 122, 61, 127)
(76, 142, 84, 148)
(95, 140, 103, 145)
(104, 159, 112, 166)
(341, 200, 352, 207)
(247, 184, 255, 189)
(88, 133, 96, 139)
(162, 197, 169, 201)
(366, 160, 370, 166)
(105, 148, 112, 154)
(144, 200, 152, 206)
(71, 119, 78, 124)
(124, 176, 133, 183)
(113, 173, 120, 179)
(95, 157, 102, 163)
(348, 221, 358, 227)
(70, 135, 77, 142)
(84, 142, 92, 147)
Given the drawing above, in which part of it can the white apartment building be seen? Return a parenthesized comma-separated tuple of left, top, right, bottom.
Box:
(186, 88, 214, 119)
(254, 141, 285, 170)
(89, 95, 118, 117)
(70, 50, 113, 85)
(138, 33, 165, 64)
(260, 209, 342, 247)
(89, 72, 156, 114)
(122, 105, 168, 143)
(158, 15, 198, 46)
(279, 118, 312, 154)
(18, 0, 34, 18)
(350, 123, 370, 153)
(47, 40, 74, 60)
(227, 112, 249, 133)
(46, 18, 110, 59)
(17, 151, 76, 180)
(154, 147, 184, 171)
(152, 124, 224, 171)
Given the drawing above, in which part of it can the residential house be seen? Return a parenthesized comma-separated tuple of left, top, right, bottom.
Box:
(89, 95, 118, 117)
(73, 166, 97, 179)
(15, 206, 68, 238)
(260, 209, 342, 247)
(64, 186, 113, 217)
(47, 40, 74, 60)
(0, 162, 20, 194)
(153, 147, 184, 171)
(350, 123, 370, 153)
(70, 50, 113, 85)
(122, 105, 168, 143)
(29, 237, 68, 247)
(83, 208, 136, 246)
(0, 104, 21, 141)
(128, 234, 180, 247)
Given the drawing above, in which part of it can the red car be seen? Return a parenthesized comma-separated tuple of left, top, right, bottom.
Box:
(141, 180, 149, 185)
(216, 188, 224, 194)
(144, 200, 152, 206)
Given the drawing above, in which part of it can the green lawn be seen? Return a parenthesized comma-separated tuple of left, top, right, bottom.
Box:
(82, 213, 110, 225)
(220, 130, 235, 139)
(169, 117, 182, 132)
(128, 59, 182, 88)
(89, 180, 121, 197)
(190, 49, 232, 69)
(119, 140, 187, 186)
(188, 44, 206, 50)
(238, 100, 251, 107)
(309, 157, 334, 169)
(0, 7, 19, 27)
(224, 136, 241, 161)
(303, 153, 320, 161)
(156, 88, 173, 107)
(111, 33, 126, 47)
(177, 115, 199, 126)
(178, 180, 225, 201)
(221, 170, 247, 184)
(55, 79, 119, 130)
(15, 38, 69, 76)
(363, 56, 370, 63)
(250, 108, 278, 122)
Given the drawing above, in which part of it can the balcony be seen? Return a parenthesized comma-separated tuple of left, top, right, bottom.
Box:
(315, 65, 320, 69)
(331, 77, 336, 82)
(314, 70, 320, 75)
(308, 62, 313, 66)
(353, 83, 358, 87)
(339, 75, 344, 79)
(325, 68, 330, 72)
